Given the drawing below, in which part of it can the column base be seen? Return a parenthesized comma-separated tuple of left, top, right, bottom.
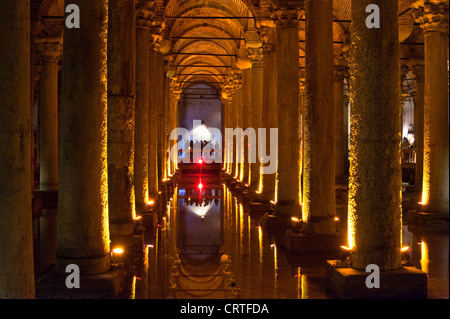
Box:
(110, 233, 145, 254)
(56, 255, 111, 275)
(326, 261, 427, 299)
(36, 266, 126, 299)
(407, 210, 449, 234)
(285, 230, 345, 253)
(259, 214, 292, 229)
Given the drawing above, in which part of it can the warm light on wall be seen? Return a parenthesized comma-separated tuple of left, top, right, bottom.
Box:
(420, 241, 429, 273)
(112, 247, 124, 255)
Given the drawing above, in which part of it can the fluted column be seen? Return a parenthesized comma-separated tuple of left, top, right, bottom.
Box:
(334, 65, 348, 186)
(135, 1, 153, 207)
(57, 0, 110, 274)
(348, 0, 402, 270)
(412, 1, 449, 214)
(303, 0, 335, 233)
(248, 47, 264, 193)
(0, 0, 35, 298)
(411, 63, 425, 191)
(107, 0, 136, 239)
(273, 8, 301, 217)
(259, 25, 278, 202)
(36, 38, 62, 191)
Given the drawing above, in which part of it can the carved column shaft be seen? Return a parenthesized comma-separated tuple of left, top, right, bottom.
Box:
(303, 0, 336, 233)
(0, 0, 35, 298)
(107, 0, 136, 238)
(57, 0, 111, 275)
(412, 1, 449, 214)
(36, 38, 62, 191)
(274, 9, 301, 217)
(348, 0, 402, 271)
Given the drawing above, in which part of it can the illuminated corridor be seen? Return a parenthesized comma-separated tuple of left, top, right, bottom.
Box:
(0, 0, 448, 301)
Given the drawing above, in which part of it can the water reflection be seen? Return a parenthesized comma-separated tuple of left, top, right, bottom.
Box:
(120, 173, 448, 299)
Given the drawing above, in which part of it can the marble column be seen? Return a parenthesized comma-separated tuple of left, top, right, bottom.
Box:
(36, 37, 62, 191)
(107, 0, 136, 238)
(148, 38, 162, 200)
(248, 47, 264, 193)
(303, 0, 335, 233)
(334, 65, 348, 186)
(259, 25, 278, 203)
(273, 8, 301, 217)
(241, 68, 252, 185)
(135, 1, 153, 207)
(35, 36, 62, 272)
(57, 0, 110, 275)
(348, 0, 402, 270)
(0, 0, 35, 298)
(412, 1, 449, 214)
(412, 64, 425, 191)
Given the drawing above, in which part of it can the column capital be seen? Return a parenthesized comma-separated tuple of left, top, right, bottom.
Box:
(136, 0, 156, 29)
(411, 0, 449, 33)
(35, 37, 63, 64)
(260, 25, 276, 53)
(247, 47, 264, 68)
(271, 8, 302, 27)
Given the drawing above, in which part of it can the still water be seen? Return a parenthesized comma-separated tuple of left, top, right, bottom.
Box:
(119, 172, 449, 299)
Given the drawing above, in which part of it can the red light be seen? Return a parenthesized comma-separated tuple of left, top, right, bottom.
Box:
(198, 158, 203, 164)
(198, 182, 203, 190)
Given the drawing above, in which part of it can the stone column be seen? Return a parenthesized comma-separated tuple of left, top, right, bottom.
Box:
(156, 53, 166, 182)
(148, 36, 162, 200)
(273, 8, 301, 217)
(241, 68, 252, 185)
(411, 64, 425, 191)
(334, 65, 348, 186)
(348, 0, 402, 270)
(0, 0, 35, 298)
(259, 25, 278, 203)
(108, 0, 136, 239)
(303, 0, 335, 233)
(412, 1, 449, 214)
(57, 0, 110, 275)
(231, 72, 243, 180)
(248, 47, 264, 193)
(36, 37, 62, 191)
(135, 1, 153, 207)
(35, 36, 62, 272)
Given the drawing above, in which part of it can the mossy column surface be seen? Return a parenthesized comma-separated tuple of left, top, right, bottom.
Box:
(135, 1, 153, 207)
(348, 0, 402, 270)
(303, 0, 336, 233)
(274, 8, 301, 217)
(107, 0, 136, 238)
(0, 0, 35, 298)
(412, 1, 449, 215)
(57, 0, 111, 275)
(259, 25, 277, 203)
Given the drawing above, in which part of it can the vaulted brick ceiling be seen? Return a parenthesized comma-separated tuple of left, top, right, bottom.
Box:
(31, 0, 419, 91)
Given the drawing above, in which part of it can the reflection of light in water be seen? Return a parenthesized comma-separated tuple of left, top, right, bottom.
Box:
(131, 276, 136, 300)
(420, 241, 429, 274)
(187, 202, 213, 218)
(301, 274, 309, 299)
(296, 267, 301, 299)
(191, 124, 213, 141)
(258, 226, 263, 263)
